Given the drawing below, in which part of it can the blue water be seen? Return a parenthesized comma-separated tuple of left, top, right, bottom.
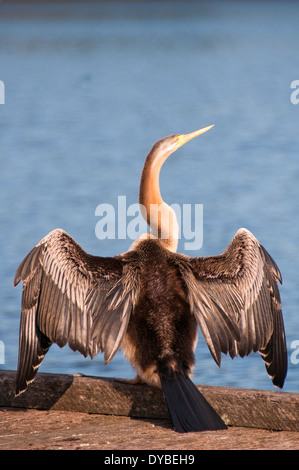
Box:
(0, 1, 298, 393)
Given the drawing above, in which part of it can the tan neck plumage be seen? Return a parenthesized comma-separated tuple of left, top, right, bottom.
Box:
(137, 144, 179, 252)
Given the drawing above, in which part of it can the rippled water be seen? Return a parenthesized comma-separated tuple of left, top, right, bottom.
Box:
(0, 1, 298, 392)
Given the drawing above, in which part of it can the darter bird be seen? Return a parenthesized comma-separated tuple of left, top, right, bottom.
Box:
(14, 125, 287, 432)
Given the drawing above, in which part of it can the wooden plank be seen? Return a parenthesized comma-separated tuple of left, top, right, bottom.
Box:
(1, 370, 298, 432)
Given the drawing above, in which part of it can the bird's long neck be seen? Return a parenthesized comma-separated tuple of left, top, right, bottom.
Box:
(138, 144, 179, 252)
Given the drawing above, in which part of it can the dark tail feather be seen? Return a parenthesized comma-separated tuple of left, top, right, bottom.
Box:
(160, 373, 227, 433)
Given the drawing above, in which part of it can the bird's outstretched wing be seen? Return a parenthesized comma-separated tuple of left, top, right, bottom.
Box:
(177, 228, 287, 388)
(14, 229, 140, 395)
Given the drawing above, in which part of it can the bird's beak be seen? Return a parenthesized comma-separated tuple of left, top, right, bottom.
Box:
(175, 125, 214, 149)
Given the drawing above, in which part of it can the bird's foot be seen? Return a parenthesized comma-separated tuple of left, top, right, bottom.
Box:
(114, 375, 146, 385)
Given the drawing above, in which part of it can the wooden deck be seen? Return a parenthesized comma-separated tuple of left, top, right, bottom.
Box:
(0, 370, 298, 450)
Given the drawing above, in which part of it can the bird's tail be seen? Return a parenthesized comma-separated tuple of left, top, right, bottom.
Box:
(160, 372, 227, 433)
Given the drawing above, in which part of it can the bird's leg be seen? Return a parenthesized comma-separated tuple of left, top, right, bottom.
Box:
(114, 375, 146, 385)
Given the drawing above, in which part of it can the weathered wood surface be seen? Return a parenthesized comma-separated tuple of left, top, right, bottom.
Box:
(1, 370, 298, 432)
(1, 409, 298, 450)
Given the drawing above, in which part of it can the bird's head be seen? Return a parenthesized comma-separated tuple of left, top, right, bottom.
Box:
(152, 124, 215, 158)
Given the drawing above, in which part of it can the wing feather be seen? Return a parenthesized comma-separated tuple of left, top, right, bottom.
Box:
(14, 229, 140, 395)
(180, 264, 241, 365)
(178, 228, 287, 388)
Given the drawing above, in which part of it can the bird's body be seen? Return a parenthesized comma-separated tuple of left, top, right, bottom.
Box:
(14, 126, 287, 433)
(122, 239, 198, 389)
